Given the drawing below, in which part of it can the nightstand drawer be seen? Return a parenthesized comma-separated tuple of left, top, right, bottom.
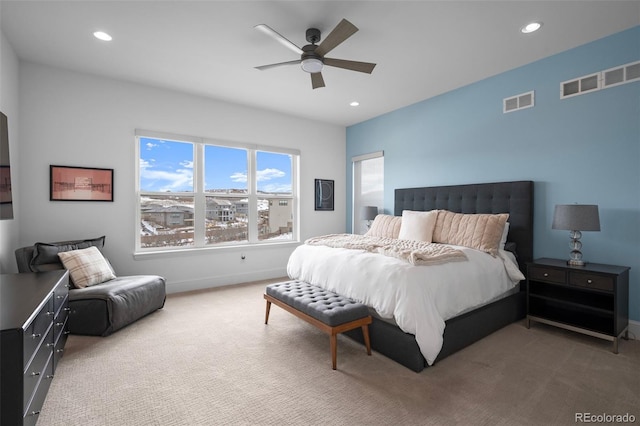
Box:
(528, 266, 566, 284)
(569, 272, 614, 292)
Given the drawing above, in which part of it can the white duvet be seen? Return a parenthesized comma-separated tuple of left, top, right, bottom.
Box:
(286, 243, 524, 365)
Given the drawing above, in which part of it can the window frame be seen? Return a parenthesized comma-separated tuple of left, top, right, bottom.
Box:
(135, 129, 299, 254)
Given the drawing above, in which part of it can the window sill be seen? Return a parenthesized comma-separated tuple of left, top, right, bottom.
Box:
(133, 240, 301, 260)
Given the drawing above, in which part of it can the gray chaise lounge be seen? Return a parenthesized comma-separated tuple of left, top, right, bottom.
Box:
(15, 236, 166, 336)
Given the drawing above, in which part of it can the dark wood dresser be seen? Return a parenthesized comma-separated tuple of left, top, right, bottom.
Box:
(1, 270, 70, 426)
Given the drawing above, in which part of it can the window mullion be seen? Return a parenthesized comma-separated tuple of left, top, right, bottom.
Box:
(247, 149, 257, 243)
(194, 143, 205, 247)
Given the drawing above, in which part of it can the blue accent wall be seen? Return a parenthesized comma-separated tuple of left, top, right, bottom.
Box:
(346, 26, 640, 321)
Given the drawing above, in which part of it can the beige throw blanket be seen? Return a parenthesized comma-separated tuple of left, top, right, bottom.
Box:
(305, 234, 467, 266)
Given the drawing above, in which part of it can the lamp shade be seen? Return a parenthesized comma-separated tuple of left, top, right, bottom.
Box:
(552, 204, 600, 231)
(361, 206, 378, 221)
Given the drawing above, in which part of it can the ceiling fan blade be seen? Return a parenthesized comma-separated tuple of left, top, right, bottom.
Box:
(255, 60, 301, 71)
(323, 58, 376, 74)
(254, 24, 303, 55)
(315, 19, 358, 57)
(311, 72, 325, 89)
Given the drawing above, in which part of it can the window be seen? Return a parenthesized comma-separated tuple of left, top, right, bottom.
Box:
(352, 151, 384, 235)
(136, 131, 298, 252)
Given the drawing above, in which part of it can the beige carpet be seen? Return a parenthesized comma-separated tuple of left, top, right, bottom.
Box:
(38, 278, 640, 426)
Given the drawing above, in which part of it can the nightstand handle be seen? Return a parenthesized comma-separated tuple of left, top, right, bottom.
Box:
(543, 273, 549, 277)
(587, 279, 592, 284)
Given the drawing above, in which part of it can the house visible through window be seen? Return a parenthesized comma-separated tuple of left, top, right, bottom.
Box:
(136, 131, 298, 251)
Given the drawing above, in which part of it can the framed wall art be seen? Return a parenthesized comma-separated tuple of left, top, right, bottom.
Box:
(314, 178, 334, 211)
(50, 165, 114, 201)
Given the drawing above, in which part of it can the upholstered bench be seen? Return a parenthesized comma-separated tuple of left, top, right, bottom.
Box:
(264, 280, 372, 370)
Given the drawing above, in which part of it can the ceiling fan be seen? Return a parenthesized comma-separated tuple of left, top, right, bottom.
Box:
(254, 18, 376, 89)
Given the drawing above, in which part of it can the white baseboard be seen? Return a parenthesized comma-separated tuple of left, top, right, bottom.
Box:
(165, 267, 287, 294)
(628, 319, 640, 340)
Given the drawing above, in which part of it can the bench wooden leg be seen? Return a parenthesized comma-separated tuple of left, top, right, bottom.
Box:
(330, 333, 338, 370)
(362, 325, 371, 356)
(265, 300, 271, 325)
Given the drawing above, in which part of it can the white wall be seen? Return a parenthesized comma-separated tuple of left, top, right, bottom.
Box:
(18, 62, 346, 292)
(0, 29, 20, 273)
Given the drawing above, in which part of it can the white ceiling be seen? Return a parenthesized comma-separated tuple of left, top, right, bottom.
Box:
(1, 1, 639, 127)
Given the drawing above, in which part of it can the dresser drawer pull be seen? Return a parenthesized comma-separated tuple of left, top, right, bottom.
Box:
(57, 295, 64, 299)
(56, 348, 64, 354)
(29, 411, 41, 416)
(31, 333, 41, 339)
(56, 322, 64, 327)
(587, 279, 593, 284)
(47, 343, 55, 348)
(30, 371, 41, 377)
(46, 311, 54, 316)
(46, 375, 55, 379)
(64, 331, 71, 335)
(64, 307, 71, 312)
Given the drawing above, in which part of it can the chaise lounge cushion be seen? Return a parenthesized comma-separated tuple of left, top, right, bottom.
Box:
(68, 275, 166, 336)
(15, 238, 166, 336)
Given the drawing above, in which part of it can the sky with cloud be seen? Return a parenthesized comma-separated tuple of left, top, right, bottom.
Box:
(139, 138, 291, 193)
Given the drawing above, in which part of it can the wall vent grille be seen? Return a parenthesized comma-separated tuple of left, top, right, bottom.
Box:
(561, 60, 640, 99)
(503, 91, 535, 113)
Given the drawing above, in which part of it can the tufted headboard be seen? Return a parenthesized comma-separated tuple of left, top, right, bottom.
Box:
(394, 181, 534, 273)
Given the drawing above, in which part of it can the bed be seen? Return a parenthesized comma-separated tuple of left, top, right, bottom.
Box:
(287, 180, 533, 372)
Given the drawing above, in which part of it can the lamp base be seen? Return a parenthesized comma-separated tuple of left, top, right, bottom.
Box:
(567, 259, 587, 267)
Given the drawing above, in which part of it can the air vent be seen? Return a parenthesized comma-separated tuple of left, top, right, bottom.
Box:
(560, 73, 599, 99)
(503, 91, 535, 113)
(602, 60, 640, 88)
(561, 60, 640, 99)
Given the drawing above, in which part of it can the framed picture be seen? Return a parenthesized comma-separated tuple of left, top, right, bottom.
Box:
(50, 165, 114, 201)
(314, 179, 334, 211)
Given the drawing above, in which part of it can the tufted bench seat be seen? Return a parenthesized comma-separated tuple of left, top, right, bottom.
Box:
(264, 280, 372, 370)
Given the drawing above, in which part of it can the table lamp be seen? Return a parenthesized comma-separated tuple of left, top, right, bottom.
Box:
(361, 206, 378, 229)
(552, 204, 600, 266)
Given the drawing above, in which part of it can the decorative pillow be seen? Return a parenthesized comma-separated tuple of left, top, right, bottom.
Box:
(365, 214, 402, 239)
(500, 222, 510, 250)
(398, 210, 438, 242)
(32, 236, 106, 266)
(57, 246, 116, 288)
(432, 210, 509, 256)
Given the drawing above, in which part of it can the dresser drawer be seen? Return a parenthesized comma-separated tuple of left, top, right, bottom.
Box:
(528, 266, 566, 285)
(569, 271, 614, 292)
(22, 352, 54, 426)
(23, 326, 54, 413)
(23, 297, 54, 369)
(54, 301, 69, 340)
(54, 316, 69, 370)
(53, 281, 69, 316)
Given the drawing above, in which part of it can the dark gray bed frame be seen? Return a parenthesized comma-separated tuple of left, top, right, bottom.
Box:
(344, 180, 534, 372)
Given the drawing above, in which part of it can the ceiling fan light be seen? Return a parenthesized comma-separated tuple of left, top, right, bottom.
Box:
(301, 58, 323, 73)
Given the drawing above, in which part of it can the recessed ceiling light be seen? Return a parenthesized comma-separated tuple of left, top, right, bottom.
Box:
(93, 31, 112, 41)
(350, 101, 360, 107)
(521, 22, 542, 34)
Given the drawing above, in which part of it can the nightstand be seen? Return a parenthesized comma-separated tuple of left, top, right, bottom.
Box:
(526, 258, 629, 353)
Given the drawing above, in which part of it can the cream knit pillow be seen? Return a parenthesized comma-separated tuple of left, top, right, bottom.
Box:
(432, 210, 509, 256)
(365, 214, 402, 239)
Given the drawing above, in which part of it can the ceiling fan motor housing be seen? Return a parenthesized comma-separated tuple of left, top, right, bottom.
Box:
(306, 28, 321, 44)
